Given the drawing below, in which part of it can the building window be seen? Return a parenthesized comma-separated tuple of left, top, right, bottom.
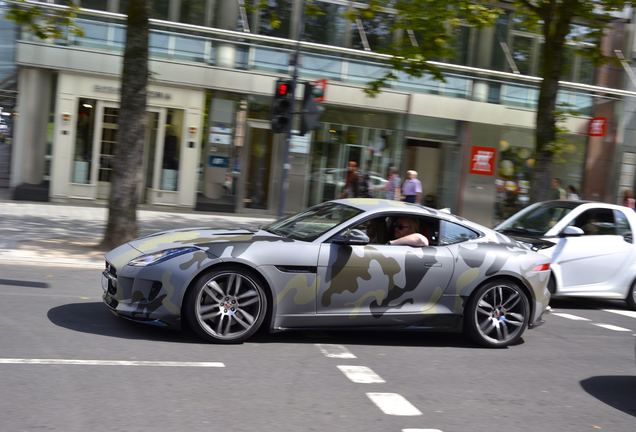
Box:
(72, 98, 96, 184)
(252, 0, 293, 38)
(79, 0, 109, 11)
(304, 3, 349, 47)
(180, 0, 206, 26)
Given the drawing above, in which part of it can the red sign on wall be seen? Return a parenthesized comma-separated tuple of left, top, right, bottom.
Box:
(469, 146, 497, 176)
(588, 117, 607, 137)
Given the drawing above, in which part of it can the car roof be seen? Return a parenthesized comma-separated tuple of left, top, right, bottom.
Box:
(334, 198, 473, 225)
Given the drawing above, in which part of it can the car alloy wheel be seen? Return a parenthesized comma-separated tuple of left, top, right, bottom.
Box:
(465, 280, 530, 348)
(186, 268, 267, 343)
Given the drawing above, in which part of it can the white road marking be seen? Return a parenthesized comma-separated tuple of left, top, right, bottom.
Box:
(366, 393, 422, 416)
(0, 358, 225, 367)
(315, 343, 357, 359)
(551, 313, 590, 321)
(593, 324, 631, 332)
(403, 429, 443, 432)
(337, 365, 385, 383)
(602, 309, 636, 319)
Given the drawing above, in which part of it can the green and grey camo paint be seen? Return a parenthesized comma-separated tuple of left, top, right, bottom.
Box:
(103, 199, 550, 332)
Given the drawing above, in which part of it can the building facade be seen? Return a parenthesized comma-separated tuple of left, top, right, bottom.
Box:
(5, 0, 635, 226)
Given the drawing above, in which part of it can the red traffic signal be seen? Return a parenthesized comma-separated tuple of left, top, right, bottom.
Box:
(271, 79, 293, 134)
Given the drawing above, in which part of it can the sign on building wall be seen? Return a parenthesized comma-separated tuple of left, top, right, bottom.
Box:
(469, 146, 497, 176)
(588, 117, 607, 137)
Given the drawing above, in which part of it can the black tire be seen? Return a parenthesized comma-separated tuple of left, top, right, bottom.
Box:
(184, 266, 268, 343)
(626, 281, 636, 310)
(464, 279, 530, 348)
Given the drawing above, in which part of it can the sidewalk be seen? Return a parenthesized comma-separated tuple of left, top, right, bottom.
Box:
(0, 197, 274, 267)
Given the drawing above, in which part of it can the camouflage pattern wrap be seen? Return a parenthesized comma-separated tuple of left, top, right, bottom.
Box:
(102, 199, 550, 334)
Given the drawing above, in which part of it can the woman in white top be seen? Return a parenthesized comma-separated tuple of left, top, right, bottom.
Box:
(567, 185, 580, 201)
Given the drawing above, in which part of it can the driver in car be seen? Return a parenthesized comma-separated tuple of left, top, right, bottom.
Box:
(389, 217, 429, 246)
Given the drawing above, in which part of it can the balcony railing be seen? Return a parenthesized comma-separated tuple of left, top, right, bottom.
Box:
(14, 1, 634, 116)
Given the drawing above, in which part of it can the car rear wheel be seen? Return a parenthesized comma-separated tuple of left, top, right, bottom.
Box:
(464, 280, 530, 348)
(184, 267, 268, 343)
(626, 281, 636, 310)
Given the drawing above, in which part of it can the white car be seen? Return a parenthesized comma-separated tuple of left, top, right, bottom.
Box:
(495, 200, 636, 309)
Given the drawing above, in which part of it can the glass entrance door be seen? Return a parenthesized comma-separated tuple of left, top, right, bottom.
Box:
(244, 123, 276, 210)
(93, 101, 166, 202)
(95, 103, 119, 200)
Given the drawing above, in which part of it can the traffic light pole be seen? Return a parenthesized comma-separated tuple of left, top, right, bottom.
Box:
(276, 5, 304, 218)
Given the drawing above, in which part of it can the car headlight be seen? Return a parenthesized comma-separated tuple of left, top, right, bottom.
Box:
(127, 247, 199, 267)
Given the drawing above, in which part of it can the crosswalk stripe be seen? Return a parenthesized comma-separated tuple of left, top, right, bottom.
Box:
(0, 358, 225, 367)
(315, 343, 357, 359)
(337, 365, 385, 383)
(593, 324, 631, 332)
(366, 393, 422, 416)
(602, 309, 636, 319)
(551, 313, 590, 321)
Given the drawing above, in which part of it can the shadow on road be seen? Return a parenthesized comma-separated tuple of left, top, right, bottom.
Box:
(48, 301, 515, 349)
(47, 301, 200, 344)
(580, 376, 636, 417)
(550, 297, 631, 311)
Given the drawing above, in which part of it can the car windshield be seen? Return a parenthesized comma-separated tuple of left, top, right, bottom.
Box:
(496, 202, 579, 237)
(262, 202, 363, 241)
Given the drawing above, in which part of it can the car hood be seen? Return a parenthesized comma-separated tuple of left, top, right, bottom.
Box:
(502, 234, 556, 251)
(128, 228, 279, 254)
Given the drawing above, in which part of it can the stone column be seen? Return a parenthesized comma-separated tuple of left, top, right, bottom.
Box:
(11, 67, 52, 188)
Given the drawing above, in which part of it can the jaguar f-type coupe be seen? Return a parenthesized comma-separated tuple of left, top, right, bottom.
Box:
(102, 199, 551, 347)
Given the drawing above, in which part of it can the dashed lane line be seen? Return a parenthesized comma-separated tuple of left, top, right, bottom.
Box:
(403, 429, 443, 432)
(593, 324, 631, 332)
(551, 313, 590, 321)
(315, 343, 357, 359)
(337, 365, 385, 384)
(366, 393, 422, 416)
(602, 309, 636, 319)
(0, 358, 225, 367)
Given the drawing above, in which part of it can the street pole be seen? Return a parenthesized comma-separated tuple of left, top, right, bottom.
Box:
(276, 4, 304, 218)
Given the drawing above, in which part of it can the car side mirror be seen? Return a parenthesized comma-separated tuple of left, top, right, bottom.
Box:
(332, 229, 370, 245)
(560, 226, 584, 237)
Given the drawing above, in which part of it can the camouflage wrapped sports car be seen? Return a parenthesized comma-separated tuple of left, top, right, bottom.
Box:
(102, 199, 551, 348)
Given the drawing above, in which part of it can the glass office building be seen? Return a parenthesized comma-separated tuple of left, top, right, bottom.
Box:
(6, 1, 634, 225)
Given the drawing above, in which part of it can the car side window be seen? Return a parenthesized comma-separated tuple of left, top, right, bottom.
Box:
(614, 210, 633, 243)
(439, 221, 478, 245)
(573, 209, 616, 235)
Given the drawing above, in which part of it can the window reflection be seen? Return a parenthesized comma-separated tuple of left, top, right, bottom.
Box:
(161, 109, 183, 191)
(72, 98, 96, 184)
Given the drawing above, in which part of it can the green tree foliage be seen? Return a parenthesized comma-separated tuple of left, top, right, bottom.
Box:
(354, 0, 629, 202)
(7, 0, 84, 39)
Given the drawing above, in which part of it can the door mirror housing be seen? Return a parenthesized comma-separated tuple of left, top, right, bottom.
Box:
(560, 226, 584, 237)
(331, 229, 370, 245)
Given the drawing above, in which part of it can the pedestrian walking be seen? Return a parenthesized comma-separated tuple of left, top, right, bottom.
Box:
(566, 185, 580, 200)
(550, 178, 566, 200)
(384, 166, 401, 200)
(622, 189, 635, 209)
(402, 170, 422, 204)
(340, 160, 360, 198)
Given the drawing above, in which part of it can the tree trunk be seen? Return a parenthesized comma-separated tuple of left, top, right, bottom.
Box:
(100, 1, 149, 249)
(529, 3, 574, 203)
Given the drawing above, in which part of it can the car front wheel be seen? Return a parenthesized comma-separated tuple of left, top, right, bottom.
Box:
(184, 267, 268, 343)
(626, 280, 636, 310)
(464, 280, 530, 348)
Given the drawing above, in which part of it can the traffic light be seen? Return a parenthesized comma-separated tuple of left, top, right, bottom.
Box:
(299, 80, 326, 136)
(271, 79, 293, 133)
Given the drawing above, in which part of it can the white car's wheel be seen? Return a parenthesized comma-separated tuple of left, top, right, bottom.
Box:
(626, 280, 636, 310)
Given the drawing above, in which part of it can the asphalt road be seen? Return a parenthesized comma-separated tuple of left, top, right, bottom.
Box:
(1, 263, 634, 432)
